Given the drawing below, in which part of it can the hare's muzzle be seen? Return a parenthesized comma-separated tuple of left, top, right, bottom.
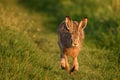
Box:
(71, 38, 79, 47)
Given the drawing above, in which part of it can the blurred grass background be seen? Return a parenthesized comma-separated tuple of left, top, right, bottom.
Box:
(0, 0, 120, 80)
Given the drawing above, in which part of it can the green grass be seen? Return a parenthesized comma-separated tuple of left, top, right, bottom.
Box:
(0, 0, 120, 80)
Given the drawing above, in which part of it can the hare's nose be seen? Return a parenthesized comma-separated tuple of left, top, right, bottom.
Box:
(74, 43, 77, 46)
(72, 43, 79, 47)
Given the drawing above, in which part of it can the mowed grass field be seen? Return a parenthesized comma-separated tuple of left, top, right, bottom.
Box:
(0, 0, 120, 80)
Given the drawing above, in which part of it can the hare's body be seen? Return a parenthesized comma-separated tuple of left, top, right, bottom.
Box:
(57, 16, 88, 74)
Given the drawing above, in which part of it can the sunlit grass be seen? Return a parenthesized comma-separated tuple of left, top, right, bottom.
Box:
(0, 0, 119, 80)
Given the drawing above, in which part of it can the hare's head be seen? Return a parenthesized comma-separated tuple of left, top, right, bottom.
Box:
(65, 16, 88, 47)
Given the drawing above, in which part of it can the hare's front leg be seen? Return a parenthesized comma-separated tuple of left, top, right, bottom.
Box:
(70, 57, 79, 74)
(73, 57, 79, 71)
(60, 54, 69, 70)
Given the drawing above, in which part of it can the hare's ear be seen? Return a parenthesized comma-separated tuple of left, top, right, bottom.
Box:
(65, 16, 72, 30)
(78, 17, 88, 30)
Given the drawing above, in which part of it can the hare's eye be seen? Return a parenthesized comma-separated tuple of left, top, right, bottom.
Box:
(67, 28, 70, 32)
(73, 30, 77, 33)
(65, 26, 70, 32)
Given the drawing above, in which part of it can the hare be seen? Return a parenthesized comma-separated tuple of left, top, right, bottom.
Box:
(57, 16, 88, 75)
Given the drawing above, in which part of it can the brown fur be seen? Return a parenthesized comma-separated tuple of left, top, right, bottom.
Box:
(57, 16, 88, 74)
